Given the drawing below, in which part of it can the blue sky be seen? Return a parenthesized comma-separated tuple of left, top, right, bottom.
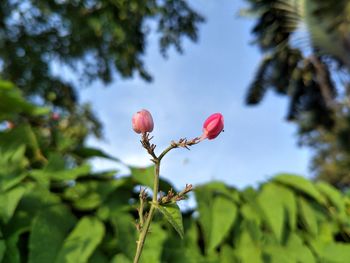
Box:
(80, 0, 311, 190)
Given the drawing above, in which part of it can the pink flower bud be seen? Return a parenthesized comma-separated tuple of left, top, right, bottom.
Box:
(132, 109, 154, 134)
(201, 113, 224, 140)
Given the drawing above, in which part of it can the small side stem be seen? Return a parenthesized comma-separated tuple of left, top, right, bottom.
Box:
(133, 160, 161, 263)
(158, 145, 176, 161)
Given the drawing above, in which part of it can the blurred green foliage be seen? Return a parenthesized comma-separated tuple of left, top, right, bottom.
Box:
(1, 83, 350, 262)
(0, 0, 204, 106)
(0, 0, 204, 142)
(243, 0, 350, 188)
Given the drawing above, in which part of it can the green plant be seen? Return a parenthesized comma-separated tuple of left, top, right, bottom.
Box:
(1, 81, 350, 262)
(131, 111, 224, 262)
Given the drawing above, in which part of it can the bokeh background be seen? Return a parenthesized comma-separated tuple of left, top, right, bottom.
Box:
(81, 0, 310, 189)
(2, 0, 350, 262)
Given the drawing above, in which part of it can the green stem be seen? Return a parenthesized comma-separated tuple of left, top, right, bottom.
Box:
(133, 160, 161, 263)
(138, 191, 144, 227)
(158, 144, 176, 161)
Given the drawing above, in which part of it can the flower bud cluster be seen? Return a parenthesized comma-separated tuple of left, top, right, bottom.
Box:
(132, 110, 224, 140)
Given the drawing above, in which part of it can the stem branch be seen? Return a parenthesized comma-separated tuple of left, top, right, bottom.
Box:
(133, 135, 199, 263)
(133, 161, 160, 263)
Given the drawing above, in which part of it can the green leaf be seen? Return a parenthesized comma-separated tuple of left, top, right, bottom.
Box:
(156, 203, 184, 239)
(3, 233, 21, 263)
(0, 82, 48, 120)
(286, 233, 316, 263)
(0, 124, 44, 162)
(110, 213, 137, 259)
(5, 185, 61, 237)
(28, 206, 76, 263)
(195, 186, 212, 247)
(55, 217, 105, 263)
(31, 164, 91, 183)
(0, 145, 28, 191)
(0, 239, 6, 262)
(310, 240, 350, 262)
(30, 153, 91, 183)
(161, 220, 203, 263)
(195, 182, 239, 252)
(73, 147, 120, 162)
(130, 166, 154, 188)
(96, 179, 135, 220)
(220, 245, 237, 263)
(241, 203, 260, 222)
(64, 180, 123, 211)
(322, 244, 350, 262)
(50, 165, 91, 181)
(88, 249, 109, 263)
(130, 166, 173, 191)
(235, 231, 263, 263)
(279, 185, 297, 231)
(140, 223, 167, 263)
(257, 183, 285, 242)
(316, 182, 345, 212)
(263, 245, 295, 263)
(209, 196, 237, 251)
(274, 174, 326, 204)
(298, 197, 318, 236)
(0, 186, 26, 223)
(258, 183, 297, 231)
(111, 254, 132, 263)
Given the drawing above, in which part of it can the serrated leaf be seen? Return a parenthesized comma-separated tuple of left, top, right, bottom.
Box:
(156, 203, 184, 239)
(274, 174, 326, 204)
(209, 196, 237, 251)
(55, 217, 105, 263)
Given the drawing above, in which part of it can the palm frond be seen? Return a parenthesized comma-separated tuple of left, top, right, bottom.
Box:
(246, 54, 273, 104)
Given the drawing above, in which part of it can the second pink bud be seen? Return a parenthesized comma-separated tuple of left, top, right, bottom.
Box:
(201, 113, 224, 140)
